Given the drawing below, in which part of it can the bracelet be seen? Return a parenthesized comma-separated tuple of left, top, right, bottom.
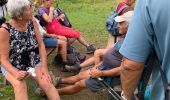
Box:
(121, 91, 128, 100)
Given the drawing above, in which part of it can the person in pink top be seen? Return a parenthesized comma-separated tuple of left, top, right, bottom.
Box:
(37, 0, 96, 54)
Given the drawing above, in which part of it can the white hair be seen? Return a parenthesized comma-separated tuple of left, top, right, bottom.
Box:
(7, 0, 30, 19)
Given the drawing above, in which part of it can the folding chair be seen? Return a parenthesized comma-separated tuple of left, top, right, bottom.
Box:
(97, 77, 123, 100)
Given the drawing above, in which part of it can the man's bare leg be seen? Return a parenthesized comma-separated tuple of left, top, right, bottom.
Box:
(61, 70, 90, 84)
(58, 79, 86, 95)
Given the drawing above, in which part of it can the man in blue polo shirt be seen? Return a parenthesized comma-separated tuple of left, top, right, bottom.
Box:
(119, 0, 170, 100)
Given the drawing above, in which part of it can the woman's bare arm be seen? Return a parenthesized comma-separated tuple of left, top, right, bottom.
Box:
(41, 6, 54, 23)
(32, 17, 47, 69)
(0, 26, 19, 77)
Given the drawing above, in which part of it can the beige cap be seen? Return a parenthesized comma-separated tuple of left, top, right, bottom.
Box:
(115, 11, 133, 23)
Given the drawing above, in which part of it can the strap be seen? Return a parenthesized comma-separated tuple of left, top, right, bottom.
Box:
(152, 35, 169, 92)
(150, 19, 169, 93)
(138, 52, 154, 100)
(156, 55, 169, 91)
(116, 4, 128, 15)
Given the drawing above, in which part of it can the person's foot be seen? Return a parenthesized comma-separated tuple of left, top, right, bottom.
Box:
(87, 44, 96, 54)
(53, 77, 62, 86)
(61, 65, 69, 72)
(60, 62, 69, 72)
(65, 63, 81, 73)
(49, 71, 62, 86)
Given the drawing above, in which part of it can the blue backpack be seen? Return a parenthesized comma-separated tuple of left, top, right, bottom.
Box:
(105, 4, 128, 36)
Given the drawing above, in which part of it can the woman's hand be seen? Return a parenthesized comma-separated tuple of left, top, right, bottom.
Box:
(49, 6, 54, 13)
(89, 68, 103, 78)
(58, 14, 65, 20)
(49, 34, 57, 38)
(15, 70, 29, 81)
(40, 67, 52, 83)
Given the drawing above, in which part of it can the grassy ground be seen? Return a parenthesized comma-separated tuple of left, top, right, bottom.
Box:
(0, 0, 119, 100)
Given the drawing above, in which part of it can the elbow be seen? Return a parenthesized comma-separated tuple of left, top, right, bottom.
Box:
(121, 58, 144, 71)
(120, 58, 145, 77)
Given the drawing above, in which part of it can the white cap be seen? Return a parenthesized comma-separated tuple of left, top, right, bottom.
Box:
(115, 11, 133, 24)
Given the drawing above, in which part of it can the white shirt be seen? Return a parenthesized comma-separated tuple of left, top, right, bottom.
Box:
(35, 18, 46, 38)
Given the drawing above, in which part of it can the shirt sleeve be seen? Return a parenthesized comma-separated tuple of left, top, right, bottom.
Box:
(35, 18, 46, 36)
(38, 7, 46, 17)
(119, 0, 154, 62)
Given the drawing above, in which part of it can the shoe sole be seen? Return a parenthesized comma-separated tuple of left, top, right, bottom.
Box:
(64, 66, 74, 72)
(65, 65, 81, 73)
(86, 51, 95, 54)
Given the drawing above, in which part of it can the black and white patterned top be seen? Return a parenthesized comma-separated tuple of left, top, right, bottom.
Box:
(5, 21, 41, 70)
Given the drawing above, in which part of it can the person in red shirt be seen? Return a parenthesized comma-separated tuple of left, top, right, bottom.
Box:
(37, 0, 96, 54)
(116, 0, 135, 15)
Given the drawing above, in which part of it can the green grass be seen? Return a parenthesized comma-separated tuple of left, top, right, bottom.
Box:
(0, 0, 119, 99)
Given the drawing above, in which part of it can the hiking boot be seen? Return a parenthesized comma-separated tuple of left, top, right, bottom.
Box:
(53, 77, 62, 86)
(87, 44, 96, 54)
(60, 63, 69, 72)
(65, 63, 81, 73)
(49, 71, 57, 85)
(34, 87, 45, 96)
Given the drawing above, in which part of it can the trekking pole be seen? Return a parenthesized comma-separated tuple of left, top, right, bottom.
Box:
(97, 77, 123, 100)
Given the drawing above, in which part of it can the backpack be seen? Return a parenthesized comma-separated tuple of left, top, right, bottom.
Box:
(105, 4, 128, 36)
(54, 45, 86, 65)
(54, 7, 72, 28)
(67, 45, 86, 65)
(0, 0, 7, 6)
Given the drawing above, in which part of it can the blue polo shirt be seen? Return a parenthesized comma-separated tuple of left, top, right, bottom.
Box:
(119, 0, 170, 100)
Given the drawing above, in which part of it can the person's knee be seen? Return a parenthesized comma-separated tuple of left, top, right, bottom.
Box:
(61, 36, 67, 41)
(74, 80, 85, 89)
(12, 81, 27, 91)
(58, 36, 67, 41)
(74, 33, 81, 39)
(58, 40, 67, 47)
(94, 49, 102, 56)
(38, 80, 53, 91)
